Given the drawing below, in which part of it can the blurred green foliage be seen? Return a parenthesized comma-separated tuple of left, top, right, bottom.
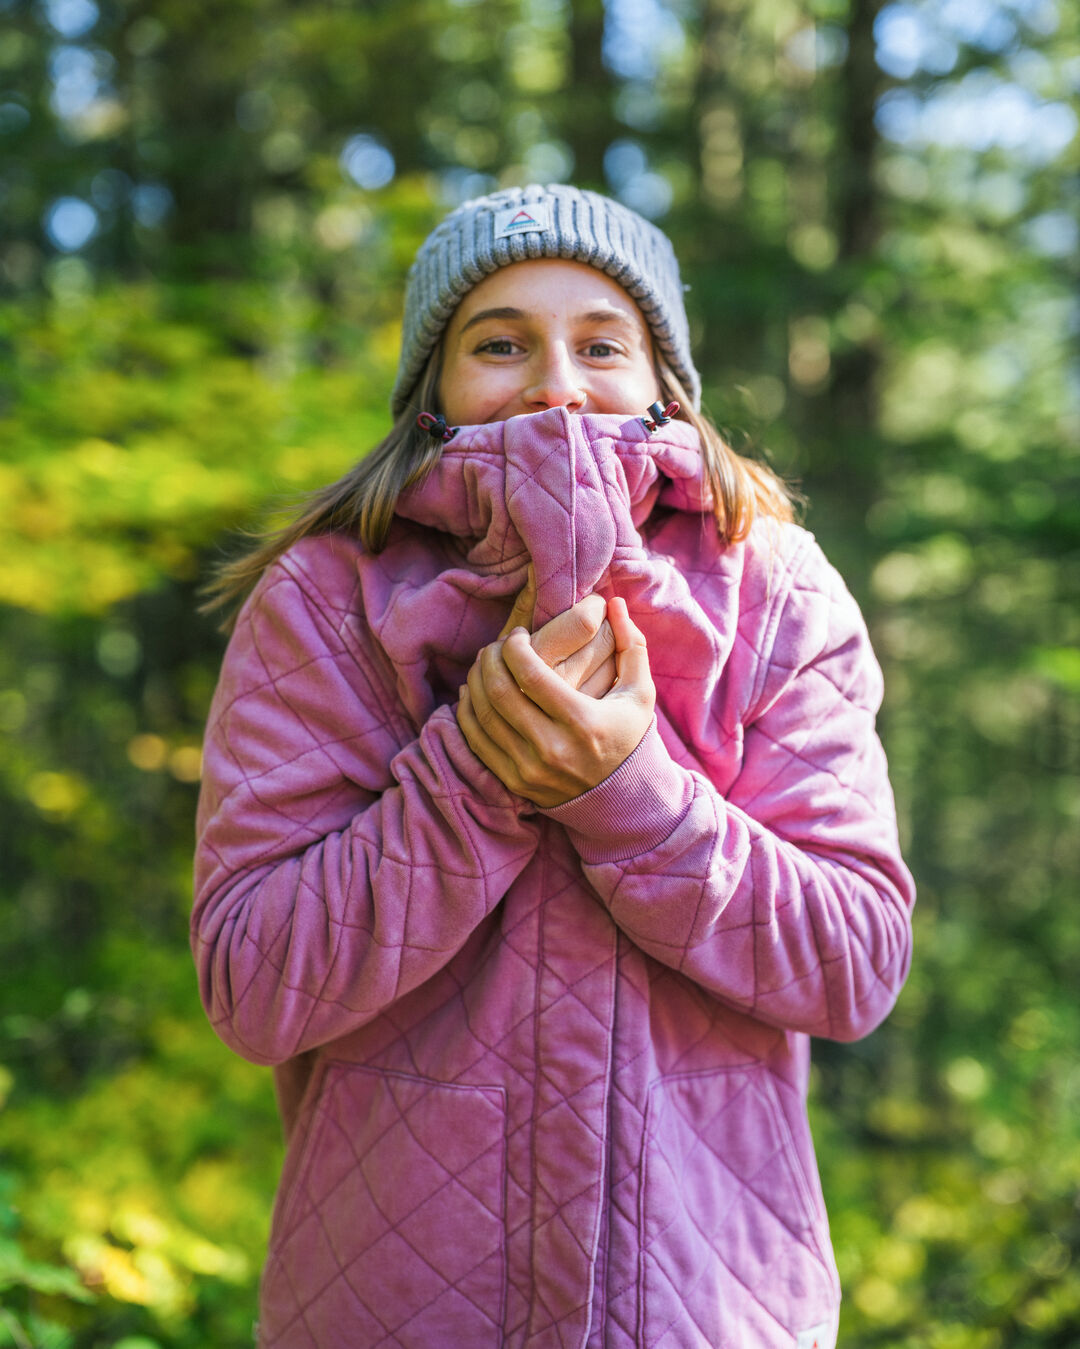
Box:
(1, 0, 1078, 1343)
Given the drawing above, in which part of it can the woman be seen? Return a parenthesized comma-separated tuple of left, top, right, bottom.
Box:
(193, 183, 915, 1347)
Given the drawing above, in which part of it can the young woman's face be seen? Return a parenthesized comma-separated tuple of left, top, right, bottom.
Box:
(437, 259, 662, 425)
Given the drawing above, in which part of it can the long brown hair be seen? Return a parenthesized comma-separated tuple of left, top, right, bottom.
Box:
(657, 362, 797, 542)
(201, 351, 446, 629)
(202, 350, 797, 631)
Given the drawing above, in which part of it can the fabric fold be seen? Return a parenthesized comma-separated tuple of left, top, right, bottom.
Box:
(361, 408, 730, 772)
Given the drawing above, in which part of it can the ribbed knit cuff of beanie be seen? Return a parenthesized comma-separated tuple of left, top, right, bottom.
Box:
(390, 184, 701, 417)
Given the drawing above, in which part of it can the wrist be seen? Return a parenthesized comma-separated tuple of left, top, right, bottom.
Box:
(540, 720, 693, 862)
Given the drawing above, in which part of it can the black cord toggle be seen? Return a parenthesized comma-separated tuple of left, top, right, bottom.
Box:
(641, 401, 680, 433)
(416, 412, 458, 442)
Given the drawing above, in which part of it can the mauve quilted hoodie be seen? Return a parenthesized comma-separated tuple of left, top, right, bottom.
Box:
(193, 407, 915, 1348)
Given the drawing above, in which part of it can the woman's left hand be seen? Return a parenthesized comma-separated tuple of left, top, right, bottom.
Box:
(456, 597, 655, 808)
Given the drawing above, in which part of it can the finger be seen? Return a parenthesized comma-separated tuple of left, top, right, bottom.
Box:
(552, 620, 615, 691)
(578, 654, 617, 699)
(460, 677, 575, 806)
(605, 598, 654, 703)
(501, 629, 589, 723)
(456, 683, 525, 788)
(531, 594, 606, 667)
(467, 646, 535, 760)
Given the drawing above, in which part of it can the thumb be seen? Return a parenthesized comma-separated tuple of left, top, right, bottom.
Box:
(605, 597, 654, 704)
(500, 562, 536, 638)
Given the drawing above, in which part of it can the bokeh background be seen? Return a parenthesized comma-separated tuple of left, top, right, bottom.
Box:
(1, 0, 1078, 1344)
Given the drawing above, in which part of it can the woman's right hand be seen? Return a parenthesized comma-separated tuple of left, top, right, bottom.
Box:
(499, 565, 616, 699)
(457, 597, 655, 808)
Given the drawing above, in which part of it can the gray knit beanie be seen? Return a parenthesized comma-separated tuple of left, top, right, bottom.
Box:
(391, 184, 700, 416)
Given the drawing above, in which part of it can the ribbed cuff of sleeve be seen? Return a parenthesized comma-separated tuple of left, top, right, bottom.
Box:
(541, 720, 693, 863)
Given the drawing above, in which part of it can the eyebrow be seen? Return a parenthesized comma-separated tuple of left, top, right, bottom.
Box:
(456, 306, 641, 337)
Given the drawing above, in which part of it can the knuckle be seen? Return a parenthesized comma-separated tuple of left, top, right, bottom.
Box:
(504, 640, 541, 689)
(514, 661, 544, 695)
(545, 733, 587, 781)
(481, 648, 512, 691)
(530, 631, 556, 665)
(513, 750, 551, 792)
(474, 700, 501, 735)
(539, 743, 569, 778)
(517, 761, 546, 790)
(568, 609, 596, 645)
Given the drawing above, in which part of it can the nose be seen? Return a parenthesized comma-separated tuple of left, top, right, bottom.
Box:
(523, 346, 586, 412)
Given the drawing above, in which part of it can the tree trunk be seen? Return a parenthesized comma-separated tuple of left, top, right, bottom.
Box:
(802, 0, 886, 544)
(565, 0, 617, 189)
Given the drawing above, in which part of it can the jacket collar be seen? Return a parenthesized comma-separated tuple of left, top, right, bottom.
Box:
(397, 408, 710, 536)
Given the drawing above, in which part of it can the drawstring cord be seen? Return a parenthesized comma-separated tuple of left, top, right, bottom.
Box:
(419, 404, 679, 439)
(416, 412, 458, 443)
(641, 401, 680, 433)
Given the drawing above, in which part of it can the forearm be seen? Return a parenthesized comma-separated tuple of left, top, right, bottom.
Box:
(545, 722, 914, 1041)
(193, 705, 540, 1064)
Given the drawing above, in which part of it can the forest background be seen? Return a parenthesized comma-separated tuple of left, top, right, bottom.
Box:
(1, 0, 1078, 1344)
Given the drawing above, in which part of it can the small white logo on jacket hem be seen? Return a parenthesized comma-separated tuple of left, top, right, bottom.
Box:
(796, 1323, 834, 1349)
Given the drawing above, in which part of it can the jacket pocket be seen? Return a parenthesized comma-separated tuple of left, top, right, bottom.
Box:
(638, 1066, 838, 1349)
(261, 1063, 507, 1348)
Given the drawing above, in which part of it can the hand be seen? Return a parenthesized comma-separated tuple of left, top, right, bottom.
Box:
(499, 566, 616, 698)
(456, 597, 655, 808)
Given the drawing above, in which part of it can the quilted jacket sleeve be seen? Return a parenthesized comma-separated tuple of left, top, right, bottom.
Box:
(192, 546, 540, 1066)
(544, 533, 915, 1042)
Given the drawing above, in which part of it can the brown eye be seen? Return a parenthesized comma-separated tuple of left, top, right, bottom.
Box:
(477, 338, 515, 355)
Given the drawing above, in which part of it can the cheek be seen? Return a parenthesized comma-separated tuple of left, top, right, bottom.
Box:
(438, 357, 474, 420)
(435, 354, 455, 414)
(615, 363, 662, 409)
(440, 364, 508, 424)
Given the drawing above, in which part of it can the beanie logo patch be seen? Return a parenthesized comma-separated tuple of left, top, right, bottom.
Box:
(494, 201, 553, 239)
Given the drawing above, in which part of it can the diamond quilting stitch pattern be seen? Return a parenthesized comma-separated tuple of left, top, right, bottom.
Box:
(261, 1065, 507, 1346)
(192, 408, 916, 1345)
